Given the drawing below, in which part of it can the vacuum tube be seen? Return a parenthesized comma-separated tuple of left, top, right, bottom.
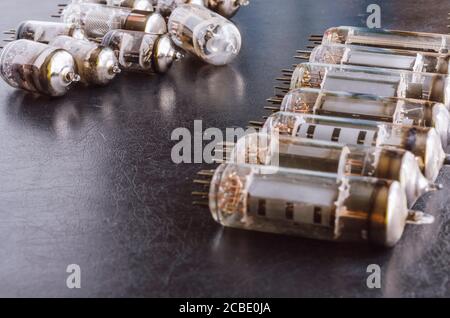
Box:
(225, 133, 441, 207)
(168, 4, 242, 65)
(319, 26, 450, 53)
(153, 0, 249, 18)
(13, 20, 87, 44)
(307, 44, 450, 75)
(262, 112, 446, 182)
(0, 39, 79, 96)
(67, 0, 154, 11)
(61, 3, 167, 40)
(102, 29, 183, 73)
(287, 63, 450, 108)
(204, 163, 433, 247)
(50, 36, 120, 85)
(277, 87, 450, 148)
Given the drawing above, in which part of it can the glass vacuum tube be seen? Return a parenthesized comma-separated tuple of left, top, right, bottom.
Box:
(0, 39, 79, 96)
(50, 36, 120, 85)
(288, 63, 450, 108)
(62, 3, 166, 40)
(320, 26, 450, 53)
(153, 0, 249, 18)
(168, 4, 242, 65)
(102, 30, 183, 73)
(14, 20, 87, 44)
(278, 87, 450, 148)
(308, 44, 450, 75)
(69, 0, 154, 11)
(226, 133, 441, 207)
(207, 163, 433, 247)
(262, 112, 446, 182)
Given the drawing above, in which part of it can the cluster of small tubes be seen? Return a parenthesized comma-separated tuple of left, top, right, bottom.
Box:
(193, 25, 450, 247)
(0, 0, 247, 96)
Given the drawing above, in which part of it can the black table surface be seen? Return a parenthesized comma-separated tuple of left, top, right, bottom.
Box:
(0, 0, 449, 298)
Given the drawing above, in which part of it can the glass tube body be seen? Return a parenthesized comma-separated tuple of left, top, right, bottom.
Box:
(310, 44, 450, 75)
(228, 133, 436, 207)
(62, 3, 166, 40)
(153, 0, 247, 18)
(15, 20, 87, 44)
(102, 30, 180, 73)
(321, 26, 450, 53)
(72, 0, 154, 11)
(280, 88, 450, 147)
(262, 112, 445, 181)
(290, 63, 450, 108)
(209, 163, 410, 247)
(168, 4, 241, 65)
(0, 39, 78, 96)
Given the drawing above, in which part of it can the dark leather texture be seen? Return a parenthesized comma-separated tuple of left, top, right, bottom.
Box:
(0, 0, 448, 297)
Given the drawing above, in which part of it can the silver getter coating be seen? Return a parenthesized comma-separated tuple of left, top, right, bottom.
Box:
(50, 36, 120, 86)
(262, 112, 447, 182)
(0, 39, 79, 96)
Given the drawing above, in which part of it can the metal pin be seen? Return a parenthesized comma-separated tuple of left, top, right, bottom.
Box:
(294, 55, 310, 60)
(296, 50, 312, 54)
(406, 210, 435, 225)
(264, 105, 281, 111)
(306, 45, 316, 49)
(192, 201, 209, 207)
(213, 158, 226, 164)
(444, 154, 450, 165)
(249, 121, 264, 127)
(267, 97, 283, 104)
(427, 183, 444, 191)
(51, 15, 61, 18)
(281, 68, 294, 73)
(214, 148, 232, 154)
(274, 86, 289, 92)
(197, 170, 215, 177)
(276, 77, 291, 83)
(3, 31, 15, 35)
(192, 191, 209, 197)
(193, 179, 212, 185)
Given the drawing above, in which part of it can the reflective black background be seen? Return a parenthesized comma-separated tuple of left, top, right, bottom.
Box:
(0, 0, 449, 297)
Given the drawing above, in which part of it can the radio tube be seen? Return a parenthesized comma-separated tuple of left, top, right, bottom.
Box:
(288, 63, 450, 109)
(278, 88, 450, 148)
(0, 39, 79, 96)
(320, 26, 450, 53)
(206, 163, 433, 247)
(168, 4, 242, 65)
(226, 133, 441, 207)
(262, 112, 446, 182)
(49, 36, 120, 85)
(102, 30, 182, 73)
